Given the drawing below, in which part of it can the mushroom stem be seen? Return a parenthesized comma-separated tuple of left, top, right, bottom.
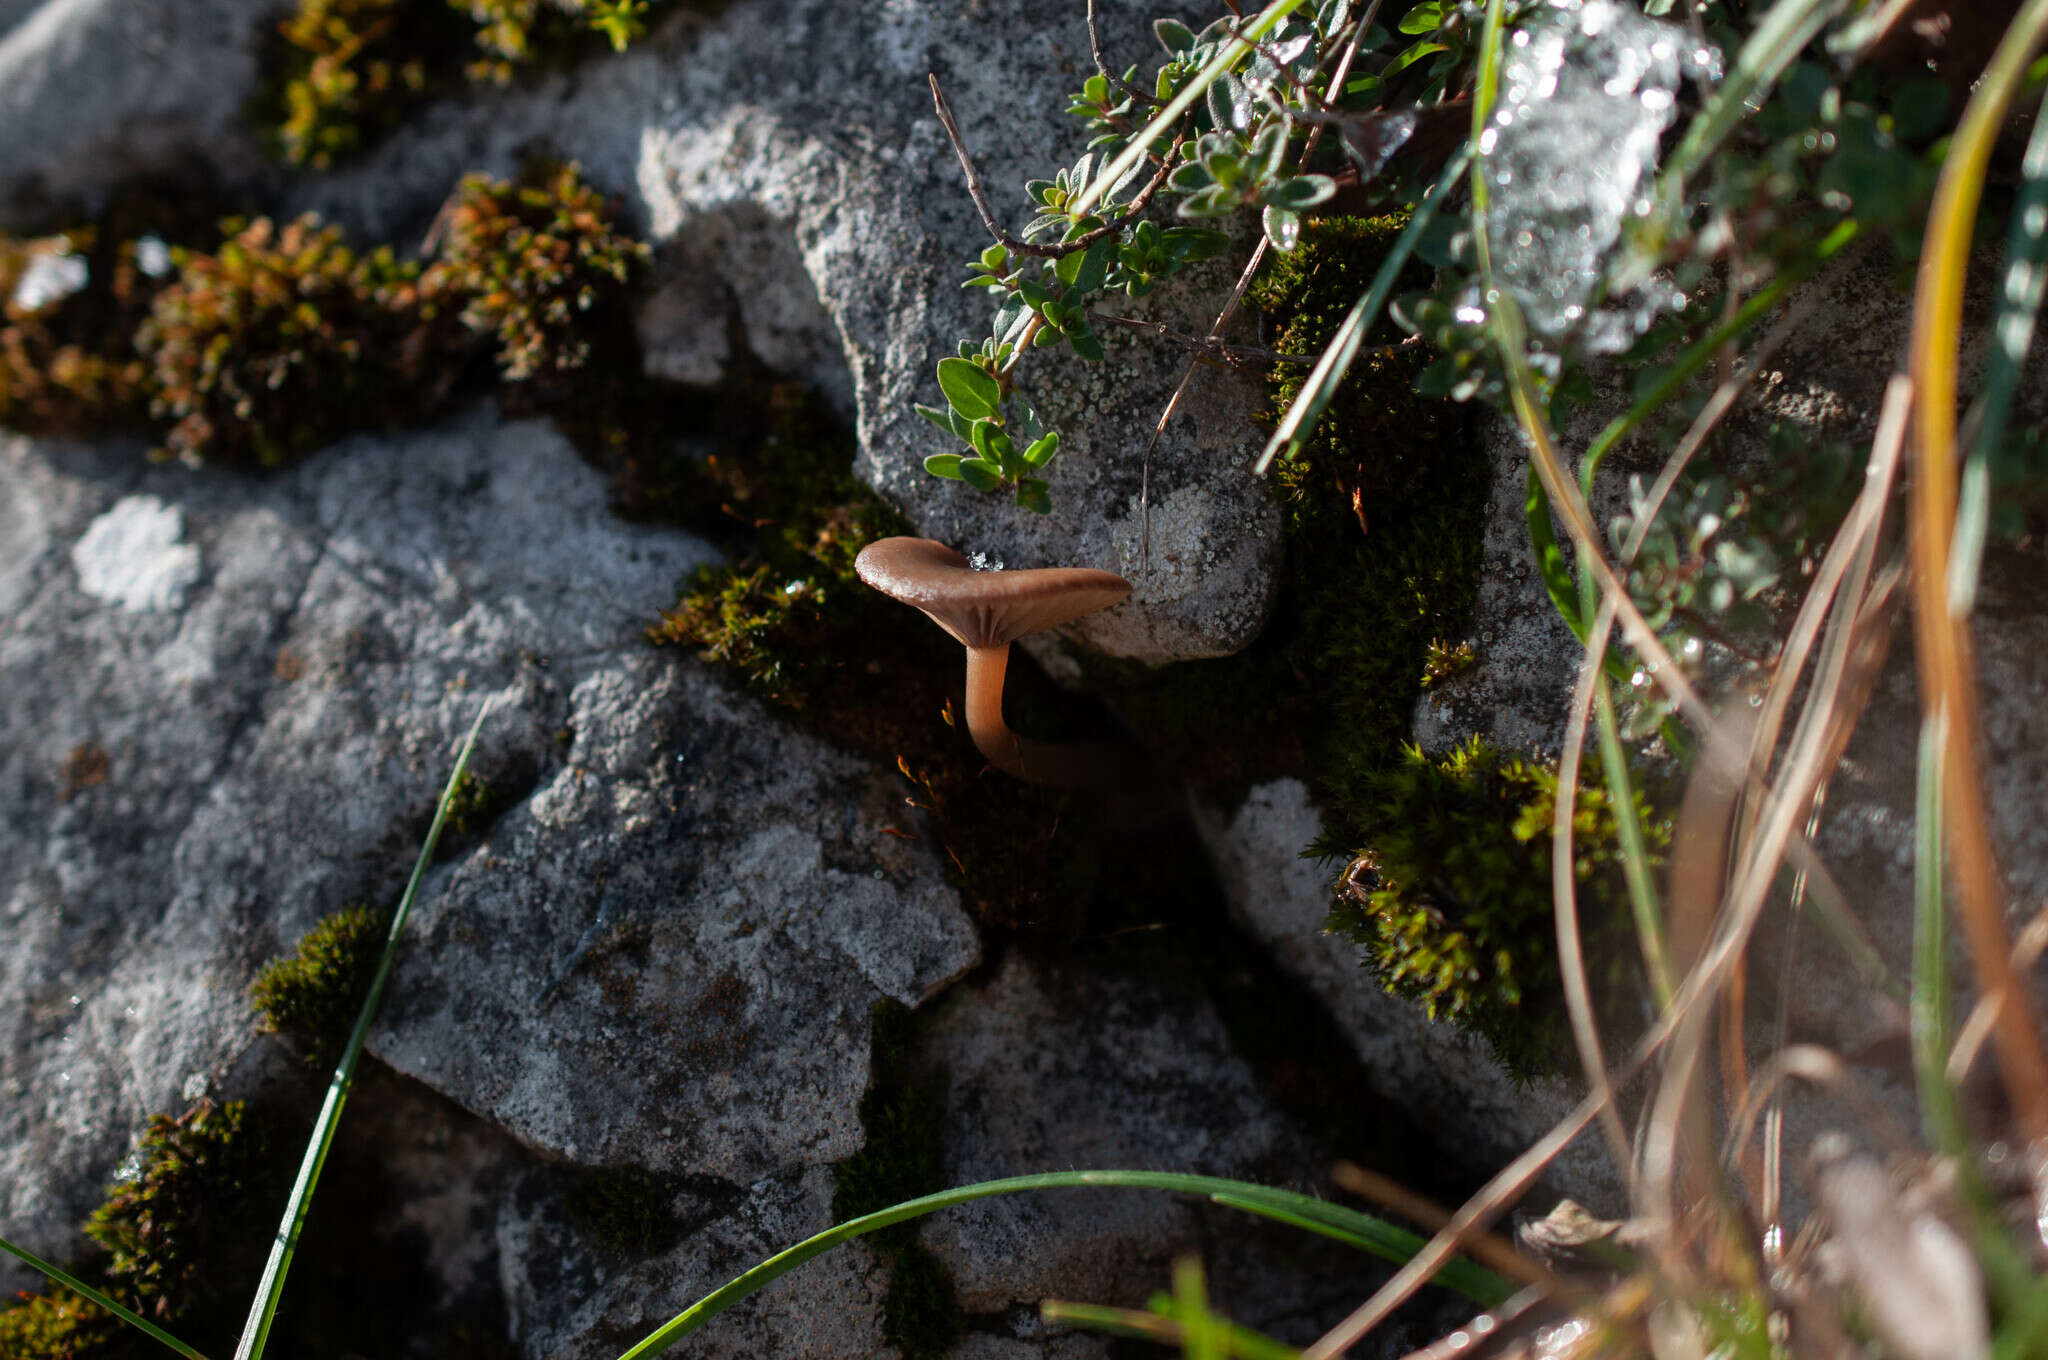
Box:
(963, 644, 1127, 788)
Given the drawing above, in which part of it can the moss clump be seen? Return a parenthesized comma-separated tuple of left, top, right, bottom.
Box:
(423, 163, 649, 385)
(258, 0, 475, 170)
(137, 215, 453, 467)
(832, 1001, 964, 1359)
(883, 1242, 965, 1360)
(256, 0, 702, 169)
(565, 1166, 683, 1256)
(0, 230, 154, 438)
(1325, 738, 1664, 1076)
(0, 1101, 282, 1360)
(250, 905, 387, 1070)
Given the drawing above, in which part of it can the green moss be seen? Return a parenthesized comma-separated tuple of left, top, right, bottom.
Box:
(0, 1290, 122, 1360)
(831, 1001, 965, 1358)
(422, 163, 649, 386)
(884, 1242, 965, 1360)
(565, 1166, 683, 1256)
(833, 1002, 944, 1239)
(0, 1101, 283, 1360)
(137, 214, 458, 468)
(255, 0, 474, 170)
(440, 768, 511, 840)
(255, 0, 714, 169)
(249, 905, 387, 1071)
(1324, 738, 1665, 1076)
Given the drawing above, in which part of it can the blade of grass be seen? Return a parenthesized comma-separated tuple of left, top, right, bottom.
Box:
(1254, 146, 1471, 474)
(0, 1234, 211, 1360)
(1907, 0, 2048, 1152)
(611, 1170, 1513, 1359)
(1658, 0, 1849, 198)
(1041, 1301, 1301, 1360)
(1068, 0, 1310, 221)
(1956, 80, 2048, 616)
(232, 698, 496, 1360)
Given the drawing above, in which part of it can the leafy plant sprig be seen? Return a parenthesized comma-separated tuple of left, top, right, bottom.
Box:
(921, 0, 1415, 513)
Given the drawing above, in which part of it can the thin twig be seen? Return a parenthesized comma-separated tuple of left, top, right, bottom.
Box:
(1088, 0, 1166, 107)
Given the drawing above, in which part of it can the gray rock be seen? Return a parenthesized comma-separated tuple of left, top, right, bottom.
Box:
(912, 953, 1400, 1350)
(497, 1163, 893, 1359)
(1192, 779, 1623, 1213)
(0, 0, 270, 219)
(0, 407, 977, 1316)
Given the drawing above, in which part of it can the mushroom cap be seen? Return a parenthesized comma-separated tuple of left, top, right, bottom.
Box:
(855, 536, 1132, 648)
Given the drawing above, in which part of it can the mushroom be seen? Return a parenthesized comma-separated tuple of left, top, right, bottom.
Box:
(855, 536, 1132, 787)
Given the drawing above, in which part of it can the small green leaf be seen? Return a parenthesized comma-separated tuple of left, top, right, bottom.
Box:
(1154, 17, 1195, 52)
(1384, 40, 1448, 74)
(1083, 73, 1109, 103)
(1022, 431, 1060, 467)
(960, 458, 1003, 492)
(1176, 184, 1238, 219)
(1070, 237, 1115, 294)
(967, 416, 998, 461)
(1068, 328, 1105, 362)
(1163, 226, 1230, 261)
(1263, 205, 1301, 251)
(1396, 1, 1443, 35)
(1016, 480, 1052, 515)
(1207, 73, 1252, 133)
(937, 356, 1000, 420)
(1016, 277, 1054, 311)
(1265, 174, 1336, 209)
(980, 243, 1008, 270)
(1169, 160, 1215, 192)
(915, 403, 956, 437)
(924, 453, 965, 479)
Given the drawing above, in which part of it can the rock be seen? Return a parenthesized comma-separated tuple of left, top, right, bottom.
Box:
(1192, 779, 1623, 1213)
(0, 407, 977, 1320)
(911, 953, 1407, 1352)
(496, 1163, 894, 1359)
(0, 0, 269, 219)
(0, 0, 1286, 662)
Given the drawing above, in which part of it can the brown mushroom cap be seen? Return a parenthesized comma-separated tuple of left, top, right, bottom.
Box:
(854, 537, 1131, 648)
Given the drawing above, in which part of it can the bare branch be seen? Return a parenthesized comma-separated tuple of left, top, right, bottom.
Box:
(1087, 0, 1166, 107)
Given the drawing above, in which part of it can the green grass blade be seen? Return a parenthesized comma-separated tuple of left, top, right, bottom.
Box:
(1957, 80, 2048, 615)
(1912, 711, 1963, 1155)
(1069, 0, 1310, 221)
(0, 1234, 211, 1360)
(1041, 1301, 1301, 1360)
(1255, 147, 1471, 474)
(232, 698, 496, 1360)
(611, 1170, 1513, 1359)
(1659, 0, 1846, 197)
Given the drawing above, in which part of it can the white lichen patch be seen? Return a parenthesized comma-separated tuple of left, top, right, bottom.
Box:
(70, 495, 202, 613)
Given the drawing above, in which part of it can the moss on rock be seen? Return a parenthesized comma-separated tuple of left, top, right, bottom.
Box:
(832, 1000, 965, 1359)
(138, 215, 458, 468)
(1325, 738, 1666, 1077)
(564, 1166, 683, 1256)
(249, 905, 387, 1071)
(0, 1101, 283, 1360)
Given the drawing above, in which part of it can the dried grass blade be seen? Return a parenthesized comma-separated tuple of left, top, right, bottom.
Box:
(1906, 0, 2048, 1150)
